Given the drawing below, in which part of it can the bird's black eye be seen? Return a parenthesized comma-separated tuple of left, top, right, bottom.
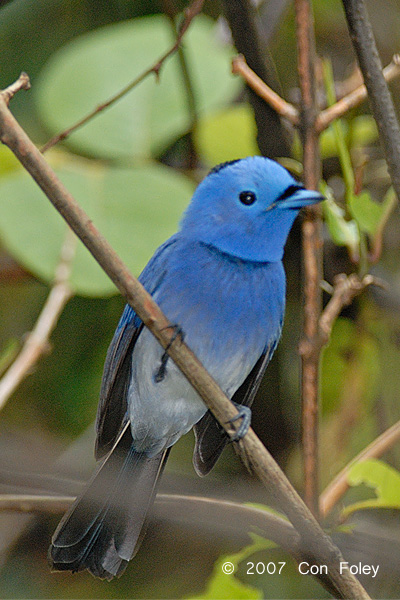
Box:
(239, 191, 256, 206)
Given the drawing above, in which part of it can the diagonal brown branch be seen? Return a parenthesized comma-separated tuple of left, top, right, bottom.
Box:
(318, 273, 384, 345)
(320, 419, 400, 517)
(342, 0, 400, 200)
(40, 0, 205, 153)
(232, 54, 299, 125)
(317, 53, 400, 132)
(0, 75, 370, 600)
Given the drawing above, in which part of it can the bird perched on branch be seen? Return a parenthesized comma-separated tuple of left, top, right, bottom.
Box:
(49, 156, 323, 579)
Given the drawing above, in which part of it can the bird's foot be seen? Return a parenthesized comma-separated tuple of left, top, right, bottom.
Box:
(154, 324, 185, 383)
(227, 402, 252, 442)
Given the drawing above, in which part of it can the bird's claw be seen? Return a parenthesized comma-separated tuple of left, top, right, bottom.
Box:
(154, 324, 185, 383)
(227, 402, 252, 442)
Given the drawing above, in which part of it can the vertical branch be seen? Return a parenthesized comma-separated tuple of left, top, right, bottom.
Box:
(342, 0, 400, 200)
(294, 0, 323, 517)
(162, 0, 199, 169)
(221, 0, 291, 157)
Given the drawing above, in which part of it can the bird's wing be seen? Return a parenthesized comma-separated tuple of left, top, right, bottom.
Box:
(193, 341, 277, 476)
(95, 235, 179, 459)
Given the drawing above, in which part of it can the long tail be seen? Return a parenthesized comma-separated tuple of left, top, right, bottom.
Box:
(49, 423, 168, 580)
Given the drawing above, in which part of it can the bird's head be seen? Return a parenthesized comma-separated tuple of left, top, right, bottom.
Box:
(180, 156, 324, 262)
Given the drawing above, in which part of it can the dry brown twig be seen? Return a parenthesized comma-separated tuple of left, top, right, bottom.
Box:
(342, 0, 400, 200)
(1, 72, 31, 102)
(316, 53, 400, 131)
(0, 492, 297, 549)
(0, 73, 370, 599)
(40, 0, 205, 153)
(232, 53, 400, 133)
(318, 273, 385, 345)
(231, 55, 300, 125)
(0, 228, 76, 412)
(320, 418, 400, 517)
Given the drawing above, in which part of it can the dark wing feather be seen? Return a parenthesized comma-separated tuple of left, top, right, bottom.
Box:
(95, 235, 180, 460)
(193, 347, 275, 476)
(95, 312, 143, 459)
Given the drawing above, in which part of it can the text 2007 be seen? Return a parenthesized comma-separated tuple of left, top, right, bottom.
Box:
(246, 561, 286, 575)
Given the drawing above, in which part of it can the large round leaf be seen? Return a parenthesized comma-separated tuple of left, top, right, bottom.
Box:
(35, 15, 241, 160)
(0, 159, 195, 296)
(194, 104, 259, 166)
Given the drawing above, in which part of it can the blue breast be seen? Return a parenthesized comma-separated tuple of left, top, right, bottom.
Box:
(152, 239, 286, 379)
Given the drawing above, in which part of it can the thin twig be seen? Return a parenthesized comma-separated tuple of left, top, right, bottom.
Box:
(161, 0, 199, 168)
(295, 0, 323, 519)
(318, 273, 383, 344)
(342, 0, 400, 201)
(320, 419, 400, 518)
(0, 76, 370, 600)
(232, 54, 299, 125)
(0, 489, 354, 597)
(40, 0, 205, 153)
(0, 228, 75, 411)
(0, 494, 73, 514)
(369, 187, 398, 264)
(0, 72, 30, 104)
(162, 0, 198, 127)
(317, 54, 400, 132)
(0, 492, 297, 549)
(222, 0, 291, 157)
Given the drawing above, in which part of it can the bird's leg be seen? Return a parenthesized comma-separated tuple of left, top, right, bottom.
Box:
(227, 403, 252, 441)
(154, 325, 185, 383)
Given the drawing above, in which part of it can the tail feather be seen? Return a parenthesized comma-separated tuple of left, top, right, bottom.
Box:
(49, 423, 168, 580)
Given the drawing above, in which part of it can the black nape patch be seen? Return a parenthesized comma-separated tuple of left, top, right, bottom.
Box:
(208, 159, 241, 175)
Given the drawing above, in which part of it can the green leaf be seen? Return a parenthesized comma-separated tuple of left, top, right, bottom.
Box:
(194, 104, 259, 166)
(276, 158, 303, 178)
(343, 459, 400, 517)
(35, 15, 242, 160)
(319, 122, 349, 159)
(0, 338, 19, 377)
(321, 183, 359, 256)
(0, 157, 195, 297)
(187, 535, 271, 600)
(0, 145, 22, 177)
(348, 190, 386, 236)
(350, 115, 379, 149)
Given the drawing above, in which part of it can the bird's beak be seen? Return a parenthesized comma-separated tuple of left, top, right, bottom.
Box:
(277, 188, 325, 210)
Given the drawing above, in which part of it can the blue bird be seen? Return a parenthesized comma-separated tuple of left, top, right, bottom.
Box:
(49, 156, 323, 579)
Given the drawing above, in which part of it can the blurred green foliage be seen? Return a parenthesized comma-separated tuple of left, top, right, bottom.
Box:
(1, 0, 400, 599)
(194, 104, 260, 166)
(0, 156, 195, 296)
(36, 15, 241, 160)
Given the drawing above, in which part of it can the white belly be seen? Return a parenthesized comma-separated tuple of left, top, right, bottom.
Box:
(127, 327, 254, 455)
(127, 329, 206, 455)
